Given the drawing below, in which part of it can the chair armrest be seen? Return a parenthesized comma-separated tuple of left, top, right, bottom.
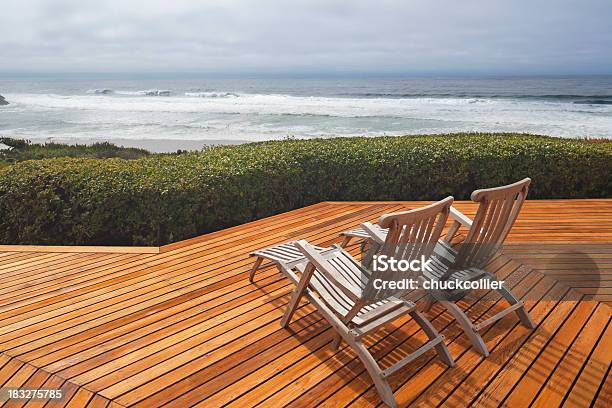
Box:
(450, 206, 473, 228)
(360, 222, 386, 245)
(443, 207, 474, 244)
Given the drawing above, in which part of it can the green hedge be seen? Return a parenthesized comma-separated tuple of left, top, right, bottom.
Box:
(0, 133, 610, 246)
(0, 137, 150, 164)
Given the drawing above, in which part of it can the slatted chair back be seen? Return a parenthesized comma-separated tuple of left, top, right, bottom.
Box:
(295, 197, 454, 323)
(455, 178, 531, 269)
(379, 196, 454, 260)
(362, 196, 454, 300)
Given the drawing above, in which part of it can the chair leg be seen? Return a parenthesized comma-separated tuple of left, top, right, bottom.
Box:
(443, 220, 461, 243)
(248, 256, 264, 283)
(361, 241, 380, 269)
(497, 285, 536, 329)
(348, 337, 398, 408)
(280, 288, 304, 328)
(440, 300, 490, 357)
(331, 333, 343, 350)
(305, 296, 397, 407)
(340, 236, 352, 248)
(422, 296, 436, 313)
(409, 310, 454, 366)
(281, 263, 316, 328)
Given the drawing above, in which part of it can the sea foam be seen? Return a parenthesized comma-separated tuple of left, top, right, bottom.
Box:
(114, 90, 171, 96)
(87, 89, 114, 94)
(185, 91, 239, 98)
(3, 91, 612, 141)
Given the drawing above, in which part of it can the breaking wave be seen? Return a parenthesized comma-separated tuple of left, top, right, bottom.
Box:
(115, 90, 172, 96)
(87, 89, 172, 96)
(573, 99, 612, 105)
(3, 89, 612, 141)
(185, 91, 239, 98)
(87, 89, 114, 95)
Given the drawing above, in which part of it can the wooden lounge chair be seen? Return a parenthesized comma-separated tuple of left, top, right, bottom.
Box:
(340, 178, 536, 356)
(280, 197, 456, 408)
(249, 216, 453, 285)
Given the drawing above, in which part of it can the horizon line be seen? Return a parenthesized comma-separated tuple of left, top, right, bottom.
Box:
(1, 71, 612, 78)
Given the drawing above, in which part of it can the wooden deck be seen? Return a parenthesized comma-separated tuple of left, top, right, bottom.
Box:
(0, 199, 610, 408)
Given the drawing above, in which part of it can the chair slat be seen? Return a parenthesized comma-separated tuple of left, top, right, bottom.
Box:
(281, 198, 457, 407)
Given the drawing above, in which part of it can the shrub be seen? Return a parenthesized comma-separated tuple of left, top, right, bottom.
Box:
(0, 133, 610, 246)
(0, 137, 149, 165)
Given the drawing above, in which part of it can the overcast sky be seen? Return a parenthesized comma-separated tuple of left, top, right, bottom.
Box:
(1, 0, 611, 75)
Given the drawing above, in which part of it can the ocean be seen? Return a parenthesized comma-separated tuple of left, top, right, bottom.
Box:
(1, 74, 611, 151)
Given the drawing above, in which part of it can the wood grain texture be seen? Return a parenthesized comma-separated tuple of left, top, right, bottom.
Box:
(0, 199, 610, 407)
(0, 246, 159, 254)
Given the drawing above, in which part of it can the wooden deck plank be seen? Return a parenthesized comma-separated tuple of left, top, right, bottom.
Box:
(1, 370, 52, 408)
(0, 204, 372, 312)
(134, 313, 329, 407)
(0, 253, 76, 275)
(84, 395, 110, 408)
(562, 318, 612, 407)
(20, 203, 390, 324)
(0, 255, 148, 322)
(0, 255, 143, 314)
(266, 261, 538, 407)
(526, 303, 611, 407)
(0, 199, 610, 408)
(592, 362, 612, 408)
(342, 268, 559, 407)
(20, 375, 67, 408)
(1, 363, 38, 390)
(0, 207, 396, 356)
(0, 246, 158, 254)
(472, 299, 599, 406)
(158, 201, 331, 253)
(0, 253, 131, 290)
(0, 359, 25, 386)
(430, 285, 578, 408)
(0, 253, 45, 268)
(1, 201, 354, 302)
(235, 256, 514, 405)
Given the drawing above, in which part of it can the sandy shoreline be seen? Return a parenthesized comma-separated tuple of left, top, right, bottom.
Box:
(21, 137, 250, 153)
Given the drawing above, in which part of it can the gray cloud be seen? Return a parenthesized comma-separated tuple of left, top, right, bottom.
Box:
(1, 0, 611, 74)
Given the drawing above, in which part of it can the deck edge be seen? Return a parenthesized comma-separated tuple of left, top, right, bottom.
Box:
(0, 245, 160, 254)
